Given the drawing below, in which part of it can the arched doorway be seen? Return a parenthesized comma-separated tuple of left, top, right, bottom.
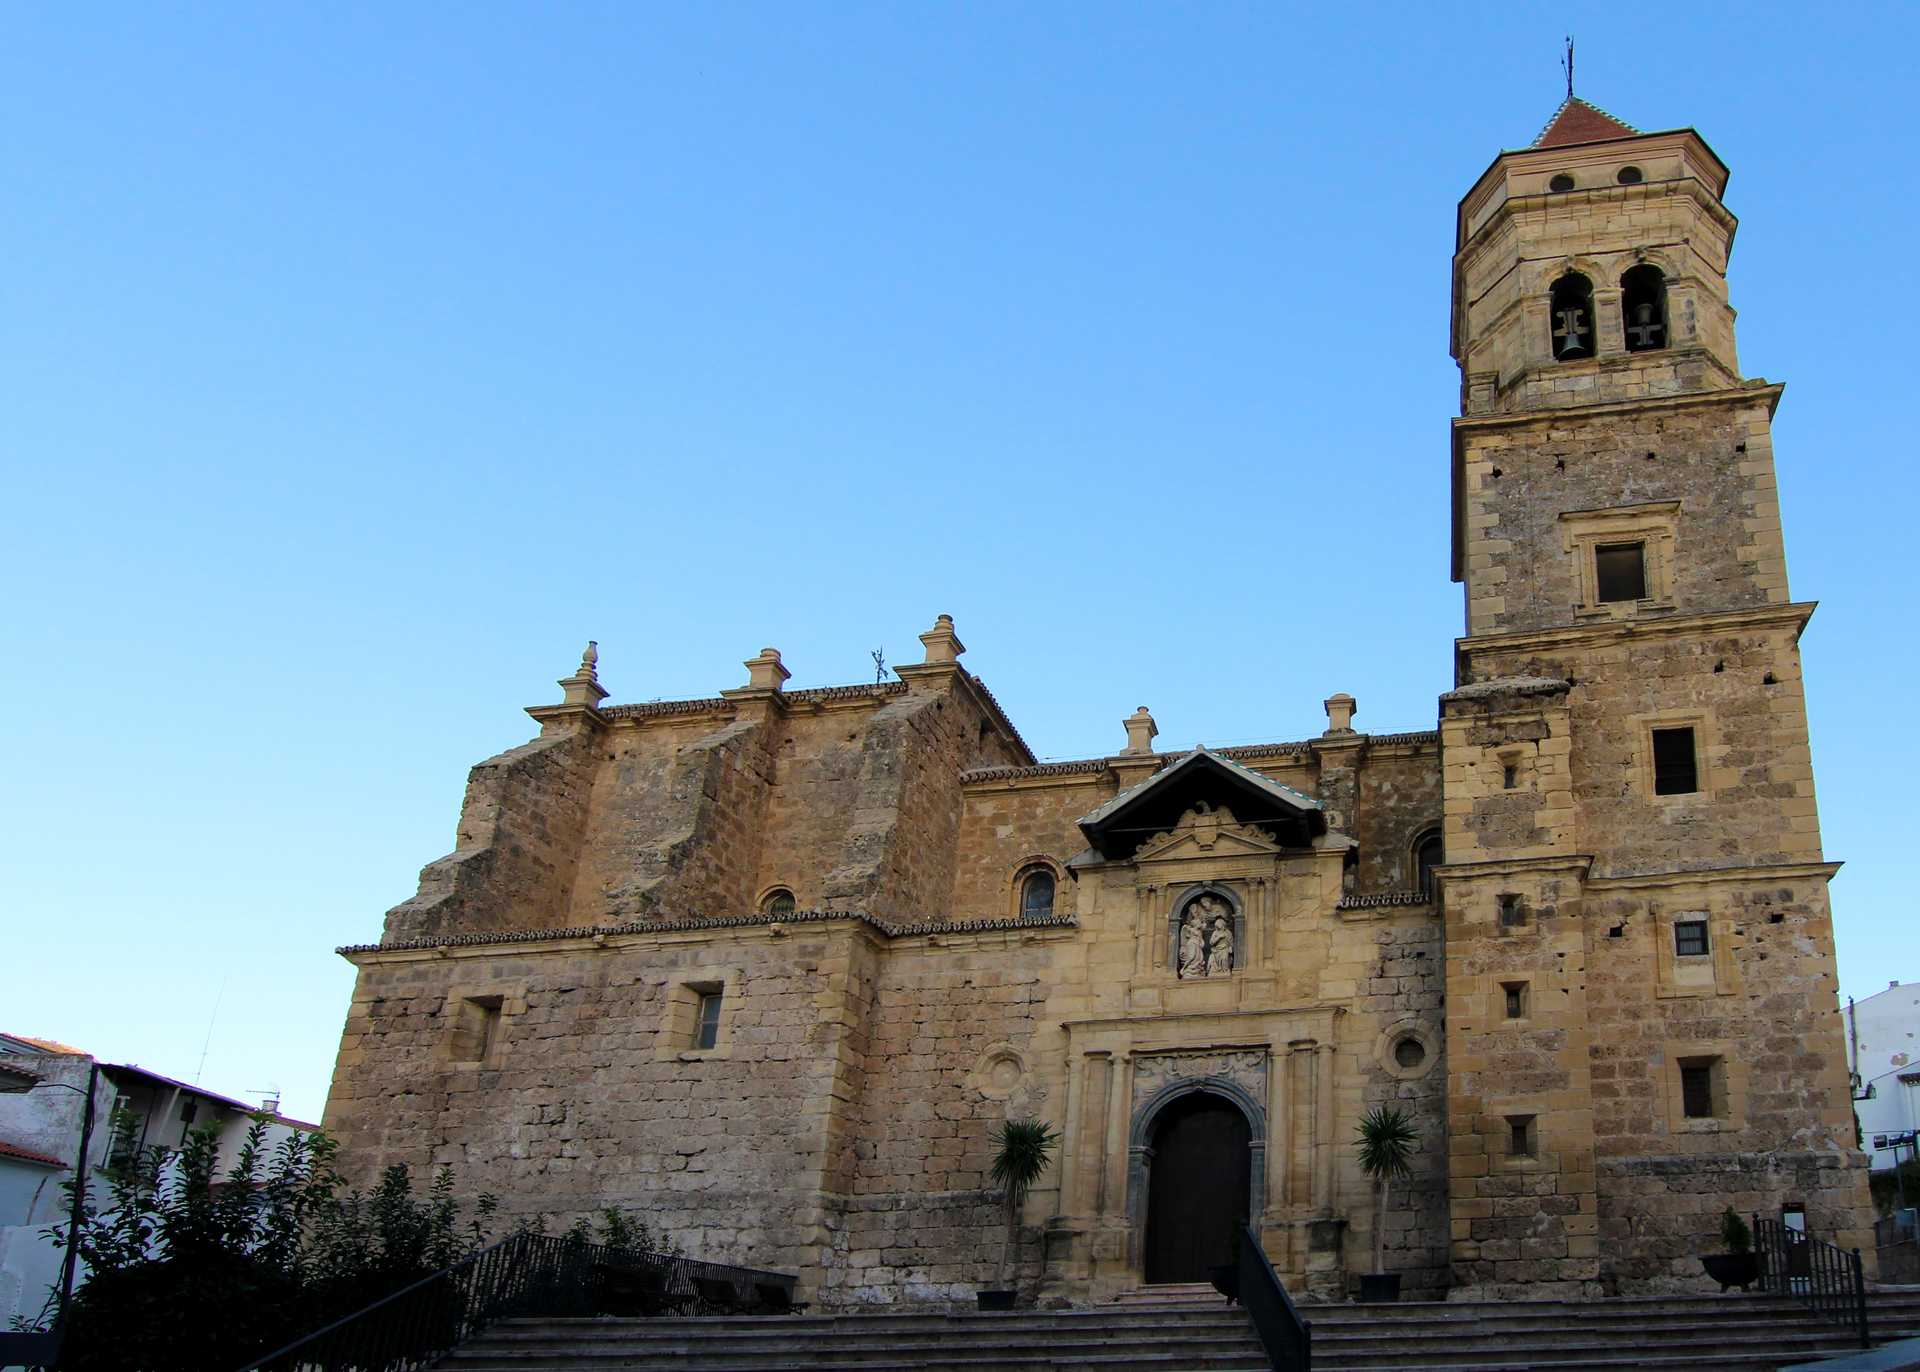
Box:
(1143, 1090, 1252, 1284)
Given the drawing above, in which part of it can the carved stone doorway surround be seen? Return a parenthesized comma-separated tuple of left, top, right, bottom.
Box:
(1128, 1068, 1266, 1275)
(1052, 1009, 1341, 1301)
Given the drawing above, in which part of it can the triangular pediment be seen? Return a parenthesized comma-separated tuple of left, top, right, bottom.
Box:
(1077, 746, 1324, 860)
(1130, 804, 1288, 864)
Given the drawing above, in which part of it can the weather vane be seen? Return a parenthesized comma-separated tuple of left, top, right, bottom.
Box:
(871, 647, 886, 684)
(1562, 35, 1575, 101)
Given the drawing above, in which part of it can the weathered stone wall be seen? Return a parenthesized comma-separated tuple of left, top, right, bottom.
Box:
(952, 769, 1111, 920)
(384, 728, 599, 943)
(823, 934, 1064, 1304)
(324, 925, 873, 1287)
(1334, 912, 1452, 1298)
(1457, 395, 1787, 641)
(1351, 740, 1444, 893)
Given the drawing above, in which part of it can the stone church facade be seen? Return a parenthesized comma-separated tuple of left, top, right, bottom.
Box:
(322, 97, 1874, 1304)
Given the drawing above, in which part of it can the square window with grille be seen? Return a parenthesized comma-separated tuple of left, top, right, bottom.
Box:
(1652, 727, 1698, 795)
(1503, 982, 1528, 1020)
(1680, 1059, 1719, 1119)
(1595, 542, 1647, 602)
(1507, 1115, 1536, 1157)
(695, 991, 724, 1050)
(1674, 920, 1710, 957)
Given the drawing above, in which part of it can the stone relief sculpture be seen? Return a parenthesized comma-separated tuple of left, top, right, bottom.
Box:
(1176, 894, 1235, 978)
(1178, 912, 1206, 978)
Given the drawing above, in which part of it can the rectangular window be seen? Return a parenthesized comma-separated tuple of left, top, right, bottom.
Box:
(1503, 982, 1528, 1020)
(1674, 920, 1710, 957)
(450, 996, 503, 1064)
(1680, 1059, 1719, 1119)
(1595, 542, 1647, 602)
(695, 991, 724, 1050)
(1498, 894, 1525, 929)
(1502, 764, 1518, 790)
(1652, 728, 1698, 795)
(1507, 1115, 1535, 1157)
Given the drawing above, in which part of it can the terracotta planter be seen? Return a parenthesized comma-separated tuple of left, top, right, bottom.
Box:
(976, 1288, 1016, 1311)
(1701, 1252, 1761, 1292)
(1358, 1272, 1402, 1303)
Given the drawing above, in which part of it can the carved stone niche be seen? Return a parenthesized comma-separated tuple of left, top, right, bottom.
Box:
(1167, 884, 1245, 979)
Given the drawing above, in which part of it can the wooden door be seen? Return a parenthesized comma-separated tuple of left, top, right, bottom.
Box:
(1144, 1093, 1252, 1284)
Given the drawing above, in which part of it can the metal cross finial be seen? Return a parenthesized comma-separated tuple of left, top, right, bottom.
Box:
(871, 647, 886, 684)
(1563, 36, 1574, 101)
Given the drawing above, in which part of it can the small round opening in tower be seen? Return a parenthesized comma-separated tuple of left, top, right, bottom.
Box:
(1394, 1037, 1427, 1069)
(1549, 172, 1576, 192)
(1617, 165, 1643, 185)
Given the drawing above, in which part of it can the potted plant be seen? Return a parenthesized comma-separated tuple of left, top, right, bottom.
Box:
(1355, 1104, 1418, 1302)
(1701, 1207, 1761, 1291)
(977, 1118, 1058, 1311)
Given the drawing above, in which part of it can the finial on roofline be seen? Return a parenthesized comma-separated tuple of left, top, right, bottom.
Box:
(558, 638, 609, 708)
(1563, 35, 1574, 101)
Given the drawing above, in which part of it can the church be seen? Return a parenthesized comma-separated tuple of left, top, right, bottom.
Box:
(320, 94, 1874, 1305)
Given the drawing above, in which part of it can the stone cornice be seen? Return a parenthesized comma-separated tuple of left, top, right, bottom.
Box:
(339, 909, 1080, 962)
(1453, 380, 1784, 442)
(959, 732, 1437, 790)
(1456, 601, 1816, 662)
(1584, 860, 1842, 891)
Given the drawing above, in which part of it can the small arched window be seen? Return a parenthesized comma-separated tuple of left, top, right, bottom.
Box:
(1621, 264, 1668, 352)
(1413, 829, 1443, 898)
(1019, 869, 1055, 920)
(1616, 165, 1643, 185)
(762, 888, 796, 917)
(1549, 272, 1595, 360)
(1548, 172, 1576, 192)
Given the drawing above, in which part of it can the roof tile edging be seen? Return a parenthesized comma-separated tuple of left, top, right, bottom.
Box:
(341, 908, 1080, 956)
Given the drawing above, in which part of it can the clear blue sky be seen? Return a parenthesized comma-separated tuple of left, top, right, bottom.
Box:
(4, 4, 1915, 1123)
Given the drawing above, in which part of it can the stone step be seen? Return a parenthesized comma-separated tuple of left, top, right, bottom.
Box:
(446, 1324, 1916, 1367)
(442, 1295, 1920, 1372)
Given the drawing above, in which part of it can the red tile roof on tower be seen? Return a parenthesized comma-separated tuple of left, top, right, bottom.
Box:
(1533, 97, 1639, 149)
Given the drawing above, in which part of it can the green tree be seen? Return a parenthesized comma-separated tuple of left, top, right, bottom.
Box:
(40, 1116, 498, 1372)
(1354, 1105, 1419, 1278)
(988, 1118, 1058, 1292)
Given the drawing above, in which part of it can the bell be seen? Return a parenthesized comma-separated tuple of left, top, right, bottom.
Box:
(1627, 302, 1665, 350)
(1554, 307, 1592, 358)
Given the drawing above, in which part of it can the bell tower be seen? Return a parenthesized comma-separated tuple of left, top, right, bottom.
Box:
(1436, 96, 1873, 1297)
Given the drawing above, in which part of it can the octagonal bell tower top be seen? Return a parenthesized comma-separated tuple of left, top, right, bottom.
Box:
(1450, 96, 1741, 417)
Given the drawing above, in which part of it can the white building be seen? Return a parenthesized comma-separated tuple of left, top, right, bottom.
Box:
(0, 1033, 315, 1331)
(1847, 982, 1920, 1172)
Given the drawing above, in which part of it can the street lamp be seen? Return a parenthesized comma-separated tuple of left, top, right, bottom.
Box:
(0, 1060, 100, 1369)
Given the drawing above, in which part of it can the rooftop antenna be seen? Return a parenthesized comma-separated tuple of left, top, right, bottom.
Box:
(871, 648, 886, 684)
(193, 974, 227, 1085)
(1562, 35, 1575, 101)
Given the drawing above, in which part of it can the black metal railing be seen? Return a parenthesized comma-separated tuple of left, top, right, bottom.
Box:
(239, 1232, 801, 1372)
(1238, 1222, 1310, 1371)
(1753, 1215, 1868, 1350)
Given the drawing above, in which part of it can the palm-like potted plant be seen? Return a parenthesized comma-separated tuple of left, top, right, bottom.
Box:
(1355, 1104, 1418, 1302)
(977, 1118, 1058, 1311)
(1701, 1206, 1761, 1291)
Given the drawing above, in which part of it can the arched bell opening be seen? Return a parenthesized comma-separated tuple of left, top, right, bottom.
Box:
(1550, 272, 1595, 360)
(1127, 1076, 1267, 1286)
(1621, 263, 1668, 352)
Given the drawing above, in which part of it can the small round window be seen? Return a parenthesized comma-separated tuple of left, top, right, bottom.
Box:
(1393, 1037, 1427, 1069)
(762, 888, 796, 916)
(1616, 165, 1643, 185)
(1549, 173, 1576, 192)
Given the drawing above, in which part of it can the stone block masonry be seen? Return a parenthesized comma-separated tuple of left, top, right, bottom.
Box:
(324, 97, 1875, 1308)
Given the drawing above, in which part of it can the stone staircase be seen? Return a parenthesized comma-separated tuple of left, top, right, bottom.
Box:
(439, 1287, 1920, 1371)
